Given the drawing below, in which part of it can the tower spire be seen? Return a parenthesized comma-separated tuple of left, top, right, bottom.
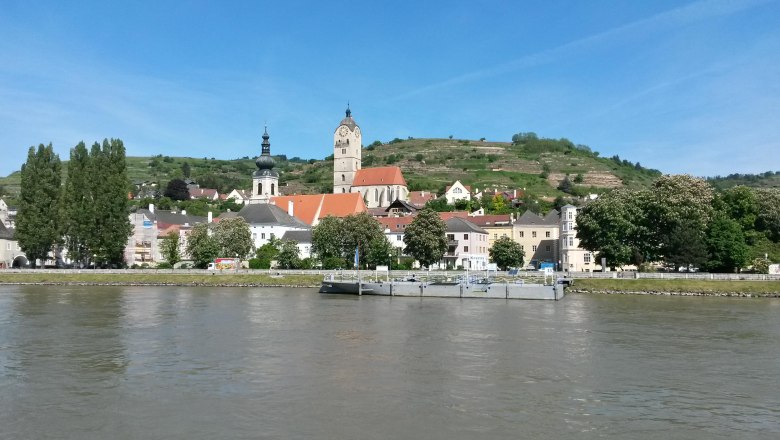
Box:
(345, 102, 351, 118)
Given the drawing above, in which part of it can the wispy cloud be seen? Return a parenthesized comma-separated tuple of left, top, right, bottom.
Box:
(388, 0, 770, 102)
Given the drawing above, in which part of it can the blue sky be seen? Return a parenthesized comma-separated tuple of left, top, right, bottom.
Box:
(1, 0, 778, 178)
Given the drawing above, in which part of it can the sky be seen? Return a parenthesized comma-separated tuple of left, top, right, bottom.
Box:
(1, 0, 778, 178)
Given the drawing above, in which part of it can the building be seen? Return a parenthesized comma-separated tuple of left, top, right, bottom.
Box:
(249, 127, 280, 204)
(270, 193, 366, 226)
(0, 222, 25, 268)
(350, 166, 408, 209)
(333, 105, 362, 194)
(378, 216, 415, 254)
(125, 205, 208, 265)
(0, 199, 17, 229)
(225, 189, 251, 205)
(514, 210, 560, 269)
(408, 190, 437, 208)
(444, 180, 471, 205)
(188, 187, 220, 200)
(280, 230, 313, 259)
(560, 205, 596, 272)
(221, 203, 309, 250)
(467, 214, 514, 249)
(443, 217, 489, 270)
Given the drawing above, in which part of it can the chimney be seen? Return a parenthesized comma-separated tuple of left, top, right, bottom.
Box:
(208, 211, 213, 223)
(287, 200, 294, 217)
(149, 203, 155, 213)
(181, 210, 186, 216)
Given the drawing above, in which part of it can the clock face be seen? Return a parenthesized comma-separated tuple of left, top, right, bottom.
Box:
(354, 127, 360, 137)
(339, 126, 349, 136)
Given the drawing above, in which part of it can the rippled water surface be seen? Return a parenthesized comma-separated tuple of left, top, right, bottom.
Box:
(1, 286, 779, 439)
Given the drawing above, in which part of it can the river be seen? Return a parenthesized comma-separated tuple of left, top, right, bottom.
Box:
(0, 286, 778, 439)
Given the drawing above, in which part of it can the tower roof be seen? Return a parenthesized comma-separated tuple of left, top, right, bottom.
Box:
(337, 105, 359, 131)
(255, 126, 278, 177)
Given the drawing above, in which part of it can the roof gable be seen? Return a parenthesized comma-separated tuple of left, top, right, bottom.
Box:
(271, 193, 366, 225)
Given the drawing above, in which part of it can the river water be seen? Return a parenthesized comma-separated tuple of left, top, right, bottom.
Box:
(0, 286, 778, 439)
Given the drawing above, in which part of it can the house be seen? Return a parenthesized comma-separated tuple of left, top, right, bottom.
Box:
(378, 216, 415, 253)
(0, 199, 17, 229)
(444, 180, 471, 205)
(408, 190, 437, 208)
(189, 187, 220, 201)
(350, 166, 409, 209)
(467, 214, 514, 249)
(226, 189, 252, 205)
(270, 193, 366, 226)
(125, 204, 208, 265)
(280, 230, 313, 259)
(514, 210, 560, 269)
(443, 217, 489, 270)
(0, 222, 25, 268)
(221, 203, 309, 250)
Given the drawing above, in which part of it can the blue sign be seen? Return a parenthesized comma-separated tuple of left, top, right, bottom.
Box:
(143, 220, 153, 228)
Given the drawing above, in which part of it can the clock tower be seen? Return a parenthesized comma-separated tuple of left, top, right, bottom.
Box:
(333, 105, 362, 194)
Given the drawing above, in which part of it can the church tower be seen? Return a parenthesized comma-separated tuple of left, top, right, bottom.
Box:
(250, 127, 279, 204)
(333, 105, 362, 194)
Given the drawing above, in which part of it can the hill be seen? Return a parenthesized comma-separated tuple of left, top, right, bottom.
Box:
(3, 135, 776, 203)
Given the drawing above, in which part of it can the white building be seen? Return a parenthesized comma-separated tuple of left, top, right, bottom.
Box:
(223, 203, 309, 250)
(443, 217, 489, 270)
(559, 205, 596, 272)
(444, 180, 471, 205)
(0, 222, 25, 268)
(280, 230, 313, 260)
(350, 166, 408, 209)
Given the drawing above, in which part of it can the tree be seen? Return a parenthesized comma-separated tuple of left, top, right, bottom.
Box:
(92, 139, 133, 266)
(755, 188, 780, 241)
(213, 217, 253, 259)
(255, 241, 280, 269)
(186, 223, 219, 268)
(648, 174, 714, 244)
(341, 212, 385, 267)
(576, 188, 653, 267)
(573, 173, 585, 184)
(404, 207, 447, 268)
(159, 232, 181, 266)
(490, 194, 509, 214)
(661, 223, 707, 271)
(164, 178, 190, 201)
(424, 197, 454, 212)
(60, 142, 93, 266)
(311, 216, 344, 260)
(181, 162, 191, 178)
(557, 175, 573, 194)
(16, 144, 62, 268)
(706, 212, 749, 273)
(489, 236, 525, 270)
(277, 240, 301, 269)
(716, 186, 759, 233)
(364, 235, 394, 269)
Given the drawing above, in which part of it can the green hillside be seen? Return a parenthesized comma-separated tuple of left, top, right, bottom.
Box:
(2, 135, 776, 204)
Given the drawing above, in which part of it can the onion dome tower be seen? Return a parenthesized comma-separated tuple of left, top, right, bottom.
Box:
(250, 127, 279, 204)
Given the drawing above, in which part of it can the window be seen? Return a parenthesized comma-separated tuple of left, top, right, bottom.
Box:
(518, 231, 524, 238)
(532, 231, 537, 238)
(532, 245, 537, 252)
(568, 237, 574, 247)
(520, 245, 524, 250)
(464, 246, 469, 252)
(584, 253, 591, 264)
(567, 212, 573, 220)
(342, 174, 345, 182)
(375, 189, 379, 201)
(546, 231, 550, 238)
(453, 187, 462, 194)
(502, 233, 507, 238)
(396, 235, 402, 241)
(342, 188, 346, 193)
(493, 233, 498, 239)
(6, 243, 10, 250)
(252, 233, 257, 241)
(261, 233, 266, 239)
(342, 148, 346, 155)
(270, 233, 275, 239)
(464, 234, 469, 240)
(271, 183, 275, 195)
(258, 182, 262, 194)
(545, 245, 551, 252)
(447, 234, 455, 240)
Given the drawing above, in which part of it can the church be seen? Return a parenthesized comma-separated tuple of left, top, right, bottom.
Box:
(331, 106, 408, 208)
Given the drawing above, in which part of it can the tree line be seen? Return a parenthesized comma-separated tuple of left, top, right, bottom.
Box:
(16, 141, 132, 268)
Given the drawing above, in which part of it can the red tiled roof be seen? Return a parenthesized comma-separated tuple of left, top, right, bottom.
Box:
(271, 193, 366, 225)
(351, 166, 407, 187)
(408, 190, 437, 207)
(378, 216, 414, 233)
(189, 188, 218, 199)
(438, 211, 469, 220)
(467, 214, 513, 227)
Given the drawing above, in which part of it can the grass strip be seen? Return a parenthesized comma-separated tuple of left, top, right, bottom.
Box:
(573, 279, 780, 295)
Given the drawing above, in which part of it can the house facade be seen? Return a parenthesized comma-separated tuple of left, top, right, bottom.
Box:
(514, 210, 560, 269)
(444, 180, 471, 205)
(125, 205, 208, 265)
(0, 222, 24, 268)
(443, 217, 489, 270)
(560, 205, 596, 272)
(221, 203, 309, 250)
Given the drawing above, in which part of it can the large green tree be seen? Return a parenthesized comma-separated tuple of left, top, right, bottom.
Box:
(576, 188, 652, 267)
(489, 236, 525, 270)
(755, 188, 780, 241)
(16, 144, 62, 267)
(341, 212, 385, 266)
(404, 207, 447, 268)
(213, 217, 253, 259)
(661, 223, 708, 271)
(276, 240, 301, 269)
(164, 178, 190, 201)
(89, 139, 132, 266)
(363, 235, 394, 269)
(60, 142, 93, 266)
(649, 174, 714, 250)
(159, 233, 182, 266)
(311, 216, 344, 260)
(706, 212, 749, 273)
(186, 223, 219, 268)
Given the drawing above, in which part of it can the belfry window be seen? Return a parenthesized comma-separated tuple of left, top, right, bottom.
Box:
(258, 183, 262, 195)
(342, 174, 345, 182)
(271, 183, 275, 195)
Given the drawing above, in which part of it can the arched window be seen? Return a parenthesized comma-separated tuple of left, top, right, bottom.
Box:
(342, 188, 346, 193)
(342, 174, 345, 182)
(346, 139, 349, 145)
(258, 182, 262, 195)
(387, 186, 392, 202)
(375, 188, 379, 201)
(271, 183, 275, 195)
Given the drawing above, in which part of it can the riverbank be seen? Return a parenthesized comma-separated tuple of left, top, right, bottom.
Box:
(572, 279, 780, 297)
(0, 272, 323, 288)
